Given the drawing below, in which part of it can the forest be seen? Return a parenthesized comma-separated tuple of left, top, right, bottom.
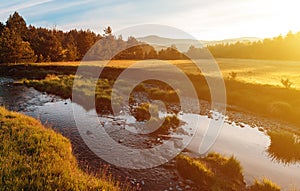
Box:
(0, 12, 185, 63)
(1, 12, 300, 63)
(189, 32, 300, 61)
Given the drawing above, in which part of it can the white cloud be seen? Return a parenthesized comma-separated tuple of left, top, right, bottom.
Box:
(0, 0, 53, 21)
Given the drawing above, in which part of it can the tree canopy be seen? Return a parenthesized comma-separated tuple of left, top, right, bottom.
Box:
(1, 12, 299, 64)
(0, 12, 188, 63)
(202, 32, 300, 61)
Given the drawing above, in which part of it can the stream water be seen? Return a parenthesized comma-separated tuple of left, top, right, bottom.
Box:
(0, 77, 299, 191)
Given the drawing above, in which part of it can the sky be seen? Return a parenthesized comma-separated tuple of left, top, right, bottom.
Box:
(0, 0, 300, 40)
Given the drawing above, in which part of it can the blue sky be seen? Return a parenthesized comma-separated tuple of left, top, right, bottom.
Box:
(1, 0, 300, 40)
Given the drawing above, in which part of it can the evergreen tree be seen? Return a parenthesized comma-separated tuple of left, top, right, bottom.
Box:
(0, 27, 35, 63)
(6, 12, 28, 40)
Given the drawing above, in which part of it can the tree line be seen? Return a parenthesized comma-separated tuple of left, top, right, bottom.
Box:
(1, 12, 299, 63)
(186, 32, 300, 61)
(0, 12, 187, 63)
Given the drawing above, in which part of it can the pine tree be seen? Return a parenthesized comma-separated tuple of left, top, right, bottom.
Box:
(0, 27, 35, 63)
(6, 12, 28, 40)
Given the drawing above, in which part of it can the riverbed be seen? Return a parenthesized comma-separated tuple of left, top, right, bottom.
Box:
(0, 77, 299, 191)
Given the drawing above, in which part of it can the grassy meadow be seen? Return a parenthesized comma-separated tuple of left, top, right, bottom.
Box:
(5, 58, 300, 89)
(217, 58, 300, 89)
(1, 59, 300, 190)
(2, 58, 300, 130)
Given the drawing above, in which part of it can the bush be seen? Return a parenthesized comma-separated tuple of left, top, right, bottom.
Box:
(155, 115, 180, 134)
(178, 153, 246, 191)
(229, 71, 238, 80)
(176, 155, 214, 186)
(281, 78, 293, 89)
(132, 103, 151, 121)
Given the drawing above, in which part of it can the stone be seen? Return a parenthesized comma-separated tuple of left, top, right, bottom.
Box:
(184, 179, 194, 185)
(185, 185, 191, 190)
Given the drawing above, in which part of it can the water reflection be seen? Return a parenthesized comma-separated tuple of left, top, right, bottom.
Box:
(267, 130, 300, 164)
(1, 79, 300, 190)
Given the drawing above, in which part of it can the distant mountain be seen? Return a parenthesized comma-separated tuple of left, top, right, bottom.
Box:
(136, 35, 261, 52)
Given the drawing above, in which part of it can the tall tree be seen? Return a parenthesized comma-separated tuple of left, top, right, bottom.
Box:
(28, 27, 63, 62)
(104, 26, 112, 36)
(6, 12, 28, 40)
(63, 33, 78, 61)
(0, 27, 35, 63)
(0, 22, 4, 34)
(76, 30, 98, 59)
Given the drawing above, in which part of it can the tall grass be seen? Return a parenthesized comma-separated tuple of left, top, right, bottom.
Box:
(23, 74, 74, 98)
(176, 153, 245, 191)
(176, 155, 214, 186)
(176, 153, 287, 191)
(248, 178, 281, 191)
(0, 107, 131, 191)
(204, 152, 243, 178)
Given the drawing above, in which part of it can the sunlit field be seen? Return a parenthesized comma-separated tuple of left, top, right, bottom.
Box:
(15, 58, 300, 90)
(18, 58, 300, 89)
(166, 59, 300, 89)
(0, 59, 300, 190)
(1, 1, 300, 190)
(216, 58, 300, 89)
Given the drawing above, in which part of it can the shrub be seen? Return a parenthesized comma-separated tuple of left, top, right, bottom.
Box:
(176, 153, 245, 191)
(248, 178, 281, 191)
(281, 78, 293, 89)
(229, 71, 238, 80)
(155, 115, 180, 134)
(176, 155, 214, 186)
(132, 103, 150, 121)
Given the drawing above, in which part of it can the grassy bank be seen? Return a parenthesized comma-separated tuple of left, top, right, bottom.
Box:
(1, 60, 300, 130)
(176, 153, 281, 191)
(0, 107, 128, 191)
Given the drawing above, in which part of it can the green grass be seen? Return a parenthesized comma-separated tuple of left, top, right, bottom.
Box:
(0, 107, 128, 191)
(23, 74, 74, 99)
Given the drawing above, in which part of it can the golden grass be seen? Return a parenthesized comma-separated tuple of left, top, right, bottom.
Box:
(0, 107, 126, 191)
(3, 59, 300, 128)
(9, 58, 300, 89)
(176, 154, 286, 191)
(249, 178, 281, 191)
